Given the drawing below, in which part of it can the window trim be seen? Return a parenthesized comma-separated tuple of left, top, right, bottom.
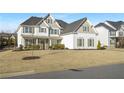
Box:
(39, 27, 47, 33)
(77, 38, 84, 47)
(23, 26, 34, 33)
(88, 38, 94, 47)
(50, 29, 59, 35)
(119, 31, 123, 36)
(83, 25, 89, 32)
(110, 31, 116, 36)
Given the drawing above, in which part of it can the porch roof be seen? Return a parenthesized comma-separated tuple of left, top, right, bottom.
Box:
(21, 34, 62, 39)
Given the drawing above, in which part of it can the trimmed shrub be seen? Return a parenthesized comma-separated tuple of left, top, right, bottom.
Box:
(32, 45, 40, 50)
(51, 44, 65, 50)
(100, 46, 106, 50)
(103, 45, 107, 49)
(97, 40, 101, 50)
(25, 45, 40, 50)
(19, 44, 23, 50)
(65, 47, 69, 50)
(24, 45, 32, 50)
(97, 41, 106, 50)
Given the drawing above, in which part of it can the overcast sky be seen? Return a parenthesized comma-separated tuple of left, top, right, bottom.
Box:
(0, 13, 124, 33)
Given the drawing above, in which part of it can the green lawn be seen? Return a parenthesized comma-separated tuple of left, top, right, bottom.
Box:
(0, 49, 124, 78)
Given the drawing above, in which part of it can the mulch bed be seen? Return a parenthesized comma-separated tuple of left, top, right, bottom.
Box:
(69, 69, 83, 72)
(22, 56, 40, 60)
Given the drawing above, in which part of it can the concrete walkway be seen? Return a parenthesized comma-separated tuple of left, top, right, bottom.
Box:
(5, 64, 124, 79)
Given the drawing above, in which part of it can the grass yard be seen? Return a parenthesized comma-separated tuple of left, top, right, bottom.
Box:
(0, 49, 124, 78)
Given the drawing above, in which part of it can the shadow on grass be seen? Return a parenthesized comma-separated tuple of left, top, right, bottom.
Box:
(22, 56, 40, 60)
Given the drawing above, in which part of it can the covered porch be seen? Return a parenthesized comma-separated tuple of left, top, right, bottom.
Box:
(21, 35, 62, 50)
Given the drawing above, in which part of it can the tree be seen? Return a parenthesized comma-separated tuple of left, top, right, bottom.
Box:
(97, 40, 101, 49)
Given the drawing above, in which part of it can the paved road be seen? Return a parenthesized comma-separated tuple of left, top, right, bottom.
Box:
(6, 64, 124, 79)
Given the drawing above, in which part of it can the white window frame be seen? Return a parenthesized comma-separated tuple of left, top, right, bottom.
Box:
(77, 38, 84, 47)
(119, 31, 123, 36)
(50, 28, 59, 35)
(39, 27, 47, 33)
(110, 31, 116, 36)
(83, 25, 89, 32)
(88, 38, 94, 47)
(47, 19, 52, 24)
(23, 26, 34, 33)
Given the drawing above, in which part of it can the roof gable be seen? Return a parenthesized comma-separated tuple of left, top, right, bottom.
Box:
(77, 20, 96, 33)
(61, 17, 87, 34)
(106, 21, 124, 30)
(56, 19, 68, 29)
(95, 23, 115, 31)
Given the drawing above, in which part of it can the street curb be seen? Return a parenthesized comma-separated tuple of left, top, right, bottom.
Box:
(0, 70, 35, 78)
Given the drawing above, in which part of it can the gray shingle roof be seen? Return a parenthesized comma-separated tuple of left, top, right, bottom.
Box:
(95, 23, 115, 31)
(56, 19, 68, 29)
(21, 16, 43, 25)
(20, 15, 87, 34)
(106, 21, 124, 30)
(60, 17, 87, 34)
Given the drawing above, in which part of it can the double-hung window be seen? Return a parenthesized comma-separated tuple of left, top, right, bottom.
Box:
(50, 29, 59, 35)
(119, 32, 123, 37)
(110, 31, 116, 36)
(88, 39, 94, 47)
(39, 28, 46, 33)
(77, 38, 84, 47)
(83, 26, 89, 32)
(23, 27, 34, 33)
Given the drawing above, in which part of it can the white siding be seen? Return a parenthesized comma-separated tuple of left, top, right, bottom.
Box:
(61, 33, 97, 49)
(74, 33, 97, 49)
(17, 27, 25, 47)
(96, 26, 109, 47)
(61, 34, 74, 49)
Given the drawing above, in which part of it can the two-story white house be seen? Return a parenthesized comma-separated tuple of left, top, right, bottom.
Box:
(95, 21, 124, 48)
(17, 14, 98, 49)
(17, 14, 62, 50)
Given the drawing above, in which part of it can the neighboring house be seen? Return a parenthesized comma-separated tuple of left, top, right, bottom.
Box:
(0, 32, 17, 49)
(95, 21, 124, 48)
(17, 14, 98, 49)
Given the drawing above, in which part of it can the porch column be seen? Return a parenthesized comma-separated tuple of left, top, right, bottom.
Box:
(49, 39, 52, 46)
(44, 39, 46, 50)
(36, 38, 38, 45)
(21, 37, 25, 47)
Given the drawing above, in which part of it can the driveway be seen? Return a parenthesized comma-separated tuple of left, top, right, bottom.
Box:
(5, 64, 124, 79)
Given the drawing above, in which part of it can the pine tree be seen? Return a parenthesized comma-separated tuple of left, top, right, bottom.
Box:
(97, 40, 101, 49)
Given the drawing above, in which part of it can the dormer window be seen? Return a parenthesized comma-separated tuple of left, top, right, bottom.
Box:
(47, 19, 52, 24)
(83, 26, 89, 32)
(47, 19, 50, 23)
